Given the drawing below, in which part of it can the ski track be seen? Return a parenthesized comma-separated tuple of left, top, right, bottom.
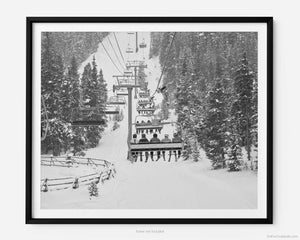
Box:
(41, 32, 257, 209)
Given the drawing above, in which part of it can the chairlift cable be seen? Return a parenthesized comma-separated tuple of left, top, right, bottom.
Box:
(113, 32, 126, 67)
(151, 32, 176, 98)
(107, 35, 126, 71)
(100, 41, 123, 74)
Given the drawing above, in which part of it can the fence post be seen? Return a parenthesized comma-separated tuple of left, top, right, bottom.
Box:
(72, 177, 79, 189)
(41, 178, 48, 192)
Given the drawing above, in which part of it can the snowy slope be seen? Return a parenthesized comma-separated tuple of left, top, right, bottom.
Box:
(41, 32, 257, 209)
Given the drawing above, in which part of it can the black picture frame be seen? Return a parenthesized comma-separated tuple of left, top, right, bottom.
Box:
(26, 16, 273, 224)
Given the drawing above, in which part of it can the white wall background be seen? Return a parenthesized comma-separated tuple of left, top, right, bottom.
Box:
(0, 0, 299, 239)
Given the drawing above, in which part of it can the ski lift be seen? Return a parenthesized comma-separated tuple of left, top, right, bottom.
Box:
(139, 90, 150, 98)
(71, 120, 106, 126)
(71, 104, 119, 126)
(139, 39, 147, 48)
(116, 88, 129, 96)
(126, 44, 134, 54)
(71, 91, 107, 126)
(134, 115, 163, 134)
(107, 96, 126, 105)
(137, 98, 154, 110)
(104, 104, 120, 115)
(118, 76, 135, 85)
(124, 70, 133, 76)
(70, 106, 106, 126)
(79, 100, 98, 111)
(136, 106, 155, 115)
(137, 98, 152, 106)
(130, 142, 183, 162)
(130, 127, 183, 162)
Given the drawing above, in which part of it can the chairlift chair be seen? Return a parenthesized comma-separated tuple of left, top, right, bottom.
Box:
(116, 89, 129, 96)
(71, 120, 106, 126)
(70, 107, 106, 126)
(124, 71, 133, 76)
(138, 99, 152, 106)
(137, 99, 154, 110)
(71, 90, 108, 126)
(118, 77, 135, 85)
(104, 105, 120, 115)
(136, 107, 155, 115)
(139, 91, 150, 98)
(139, 39, 147, 48)
(134, 115, 163, 134)
(107, 96, 126, 105)
(126, 45, 134, 54)
(116, 87, 129, 95)
(130, 142, 183, 162)
(104, 110, 120, 115)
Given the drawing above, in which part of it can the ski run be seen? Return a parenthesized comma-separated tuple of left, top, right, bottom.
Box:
(41, 32, 257, 209)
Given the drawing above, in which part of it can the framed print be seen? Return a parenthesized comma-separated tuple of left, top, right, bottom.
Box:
(26, 17, 273, 224)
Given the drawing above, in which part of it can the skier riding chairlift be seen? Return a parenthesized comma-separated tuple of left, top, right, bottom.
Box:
(172, 133, 182, 161)
(161, 134, 172, 161)
(150, 133, 161, 161)
(138, 134, 149, 162)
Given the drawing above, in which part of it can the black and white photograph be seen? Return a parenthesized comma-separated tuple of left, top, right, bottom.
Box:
(5, 0, 300, 238)
(26, 18, 272, 223)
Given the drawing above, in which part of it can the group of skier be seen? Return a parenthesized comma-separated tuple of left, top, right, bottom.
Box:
(132, 133, 182, 162)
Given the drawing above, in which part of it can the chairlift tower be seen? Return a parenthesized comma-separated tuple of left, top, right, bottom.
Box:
(126, 60, 147, 99)
(113, 84, 141, 160)
(135, 32, 138, 53)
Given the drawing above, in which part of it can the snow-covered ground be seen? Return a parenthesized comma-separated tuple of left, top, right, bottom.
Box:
(41, 32, 257, 209)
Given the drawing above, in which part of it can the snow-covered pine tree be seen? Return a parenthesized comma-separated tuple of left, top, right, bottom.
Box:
(92, 65, 108, 145)
(68, 57, 80, 107)
(41, 32, 68, 155)
(79, 62, 95, 148)
(86, 58, 101, 148)
(98, 68, 108, 116)
(80, 57, 107, 148)
(42, 32, 109, 67)
(159, 32, 179, 108)
(149, 32, 163, 59)
(88, 181, 99, 198)
(58, 59, 76, 152)
(151, 32, 258, 165)
(232, 53, 255, 162)
(250, 70, 258, 170)
(227, 138, 242, 171)
(160, 99, 170, 120)
(204, 81, 227, 169)
(67, 57, 86, 154)
(41, 32, 64, 118)
(60, 69, 72, 122)
(175, 50, 200, 161)
(81, 62, 94, 106)
(137, 67, 147, 90)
